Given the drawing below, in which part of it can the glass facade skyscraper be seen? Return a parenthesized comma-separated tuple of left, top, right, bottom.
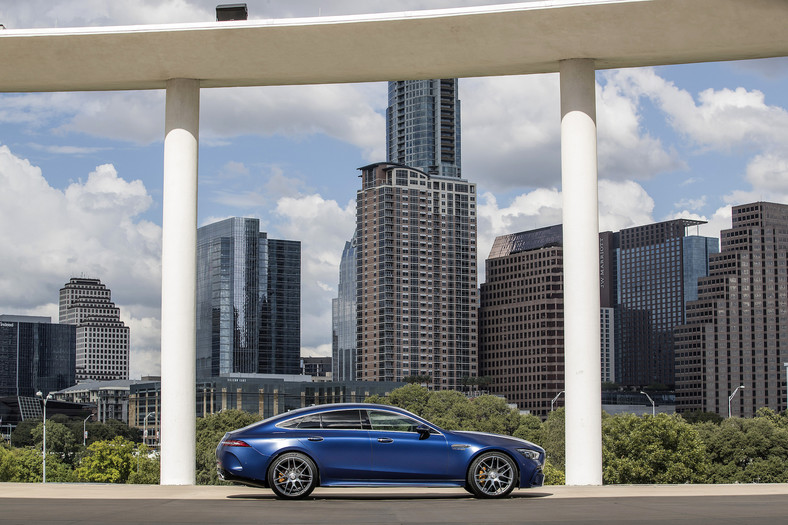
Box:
(196, 218, 300, 379)
(616, 219, 718, 389)
(0, 315, 76, 397)
(386, 79, 461, 178)
(332, 235, 357, 382)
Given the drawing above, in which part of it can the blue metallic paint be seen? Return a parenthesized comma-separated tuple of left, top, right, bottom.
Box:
(216, 403, 545, 497)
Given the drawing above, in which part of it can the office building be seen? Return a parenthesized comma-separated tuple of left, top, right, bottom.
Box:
(675, 202, 788, 417)
(196, 217, 301, 379)
(355, 162, 478, 389)
(59, 277, 130, 381)
(386, 79, 461, 178)
(479, 226, 565, 417)
(332, 236, 357, 381)
(617, 220, 718, 389)
(0, 315, 76, 398)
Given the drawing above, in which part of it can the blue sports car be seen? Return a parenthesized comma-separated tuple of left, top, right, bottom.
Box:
(216, 403, 545, 499)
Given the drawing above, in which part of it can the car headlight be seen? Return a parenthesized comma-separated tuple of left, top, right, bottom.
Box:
(516, 448, 541, 461)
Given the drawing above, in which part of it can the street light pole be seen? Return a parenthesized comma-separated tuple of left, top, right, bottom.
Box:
(144, 412, 155, 447)
(728, 385, 745, 418)
(36, 391, 52, 483)
(83, 414, 93, 447)
(639, 391, 655, 417)
(551, 391, 565, 412)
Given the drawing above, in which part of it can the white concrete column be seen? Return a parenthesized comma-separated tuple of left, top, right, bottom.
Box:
(160, 78, 199, 485)
(560, 58, 603, 486)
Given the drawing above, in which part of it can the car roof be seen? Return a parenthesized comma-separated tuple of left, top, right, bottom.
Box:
(263, 403, 417, 423)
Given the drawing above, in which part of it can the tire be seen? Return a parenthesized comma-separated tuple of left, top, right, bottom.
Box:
(466, 452, 518, 498)
(267, 452, 318, 499)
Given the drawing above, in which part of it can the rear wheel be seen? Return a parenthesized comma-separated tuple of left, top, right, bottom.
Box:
(466, 452, 517, 498)
(267, 452, 317, 499)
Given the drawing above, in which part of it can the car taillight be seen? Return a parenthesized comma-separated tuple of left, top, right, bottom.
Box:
(221, 439, 250, 447)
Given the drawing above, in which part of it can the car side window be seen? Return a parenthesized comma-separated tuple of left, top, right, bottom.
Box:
(319, 410, 365, 430)
(277, 414, 321, 429)
(367, 410, 421, 433)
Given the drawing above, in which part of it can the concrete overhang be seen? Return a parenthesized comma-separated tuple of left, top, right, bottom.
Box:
(1, 0, 787, 93)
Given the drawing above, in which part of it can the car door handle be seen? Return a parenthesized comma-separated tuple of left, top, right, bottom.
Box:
(308, 436, 324, 442)
(377, 437, 393, 443)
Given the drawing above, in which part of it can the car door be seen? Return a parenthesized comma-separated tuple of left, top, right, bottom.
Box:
(295, 409, 372, 482)
(366, 409, 450, 481)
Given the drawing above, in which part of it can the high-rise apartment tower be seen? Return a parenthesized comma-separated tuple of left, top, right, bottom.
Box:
(59, 277, 129, 381)
(355, 162, 477, 389)
(386, 79, 461, 178)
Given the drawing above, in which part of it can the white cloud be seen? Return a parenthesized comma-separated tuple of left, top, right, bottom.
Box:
(462, 71, 684, 193)
(608, 68, 788, 153)
(0, 144, 162, 376)
(745, 153, 788, 194)
(201, 85, 386, 161)
(272, 194, 356, 350)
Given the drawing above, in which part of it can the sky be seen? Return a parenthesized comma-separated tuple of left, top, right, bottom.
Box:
(1, 1, 788, 379)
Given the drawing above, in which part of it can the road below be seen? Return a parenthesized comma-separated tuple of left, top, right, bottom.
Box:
(2, 484, 787, 524)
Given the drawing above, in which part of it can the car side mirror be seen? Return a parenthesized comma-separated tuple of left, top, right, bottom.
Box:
(416, 424, 431, 440)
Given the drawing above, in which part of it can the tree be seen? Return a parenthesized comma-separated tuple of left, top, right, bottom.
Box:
(696, 410, 788, 483)
(31, 420, 81, 465)
(0, 446, 74, 482)
(85, 419, 142, 445)
(539, 408, 566, 473)
(128, 444, 160, 484)
(602, 413, 709, 484)
(10, 419, 38, 448)
(367, 384, 431, 416)
(76, 436, 137, 483)
(196, 410, 262, 485)
(682, 410, 724, 425)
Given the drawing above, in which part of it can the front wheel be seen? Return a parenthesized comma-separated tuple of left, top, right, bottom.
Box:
(466, 452, 517, 498)
(267, 452, 317, 499)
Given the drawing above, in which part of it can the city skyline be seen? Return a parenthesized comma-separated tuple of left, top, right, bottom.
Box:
(1, 1, 787, 378)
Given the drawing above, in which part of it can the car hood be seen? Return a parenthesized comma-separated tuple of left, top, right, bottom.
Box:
(450, 430, 544, 452)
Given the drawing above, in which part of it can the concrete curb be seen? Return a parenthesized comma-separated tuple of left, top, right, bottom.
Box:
(2, 483, 788, 500)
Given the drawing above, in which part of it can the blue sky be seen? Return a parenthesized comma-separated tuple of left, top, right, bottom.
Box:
(1, 1, 787, 378)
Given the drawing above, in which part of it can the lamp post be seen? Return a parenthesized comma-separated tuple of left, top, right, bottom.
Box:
(35, 391, 52, 483)
(728, 385, 745, 418)
(143, 412, 155, 447)
(551, 391, 565, 412)
(83, 414, 93, 447)
(639, 391, 655, 417)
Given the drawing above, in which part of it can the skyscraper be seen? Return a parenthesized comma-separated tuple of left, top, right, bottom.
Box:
(478, 225, 616, 417)
(332, 235, 357, 382)
(616, 219, 718, 389)
(386, 79, 461, 178)
(355, 162, 478, 389)
(59, 277, 130, 381)
(675, 202, 788, 417)
(196, 217, 301, 379)
(0, 315, 76, 397)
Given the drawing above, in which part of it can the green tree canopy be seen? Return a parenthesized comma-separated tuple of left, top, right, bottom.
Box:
(602, 413, 709, 484)
(76, 436, 138, 483)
